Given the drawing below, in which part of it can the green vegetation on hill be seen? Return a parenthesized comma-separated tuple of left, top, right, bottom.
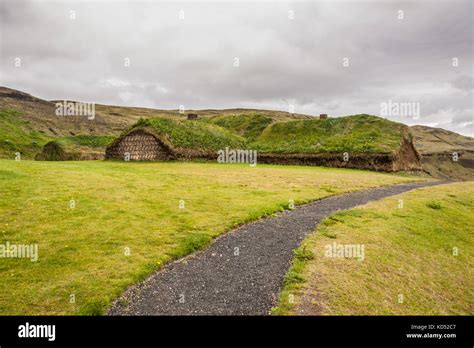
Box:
(60, 135, 115, 148)
(1, 85, 312, 142)
(203, 113, 273, 141)
(130, 117, 245, 151)
(251, 115, 407, 154)
(0, 105, 419, 163)
(0, 105, 411, 161)
(125, 114, 409, 155)
(2, 86, 473, 172)
(0, 108, 52, 159)
(35, 135, 116, 160)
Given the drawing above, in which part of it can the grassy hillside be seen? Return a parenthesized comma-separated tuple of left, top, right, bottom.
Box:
(95, 104, 311, 123)
(273, 182, 474, 315)
(63, 134, 115, 148)
(410, 125, 474, 181)
(0, 87, 121, 138)
(203, 113, 274, 141)
(35, 135, 115, 161)
(0, 86, 312, 159)
(0, 160, 422, 315)
(203, 113, 409, 153)
(0, 86, 310, 139)
(251, 114, 408, 154)
(410, 125, 474, 155)
(128, 117, 246, 151)
(2, 86, 473, 176)
(0, 109, 52, 159)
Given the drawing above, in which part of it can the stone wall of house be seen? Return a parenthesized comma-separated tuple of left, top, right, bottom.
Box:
(106, 130, 174, 161)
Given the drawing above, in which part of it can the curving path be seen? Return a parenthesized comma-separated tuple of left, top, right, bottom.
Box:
(108, 181, 442, 315)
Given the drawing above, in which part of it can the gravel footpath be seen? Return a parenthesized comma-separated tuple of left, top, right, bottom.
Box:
(108, 180, 442, 316)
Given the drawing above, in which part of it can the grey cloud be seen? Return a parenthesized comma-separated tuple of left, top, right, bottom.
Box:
(451, 75, 473, 92)
(0, 0, 472, 135)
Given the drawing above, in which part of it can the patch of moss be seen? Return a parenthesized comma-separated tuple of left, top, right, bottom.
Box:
(251, 114, 406, 154)
(204, 113, 273, 141)
(129, 117, 246, 151)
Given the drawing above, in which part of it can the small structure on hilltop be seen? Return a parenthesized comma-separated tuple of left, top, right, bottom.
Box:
(320, 114, 328, 120)
(187, 113, 198, 120)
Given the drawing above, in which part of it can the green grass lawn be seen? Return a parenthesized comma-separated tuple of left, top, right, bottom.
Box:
(0, 160, 424, 315)
(273, 182, 474, 315)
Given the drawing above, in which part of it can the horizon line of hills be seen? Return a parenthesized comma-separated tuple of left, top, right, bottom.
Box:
(1, 86, 473, 180)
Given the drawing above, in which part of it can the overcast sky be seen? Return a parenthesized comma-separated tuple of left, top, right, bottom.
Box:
(0, 0, 472, 135)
